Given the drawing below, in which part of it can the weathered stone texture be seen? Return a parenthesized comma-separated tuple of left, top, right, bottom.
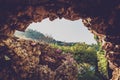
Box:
(0, 36, 78, 80)
(0, 0, 120, 80)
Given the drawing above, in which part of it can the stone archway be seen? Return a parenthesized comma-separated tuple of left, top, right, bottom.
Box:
(0, 0, 120, 80)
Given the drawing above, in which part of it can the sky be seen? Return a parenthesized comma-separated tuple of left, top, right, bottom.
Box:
(27, 18, 97, 44)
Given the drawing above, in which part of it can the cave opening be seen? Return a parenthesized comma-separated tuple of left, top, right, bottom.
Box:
(14, 18, 106, 80)
(0, 0, 120, 80)
(15, 18, 97, 45)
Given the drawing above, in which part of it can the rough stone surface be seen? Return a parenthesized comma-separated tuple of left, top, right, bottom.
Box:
(0, 36, 78, 80)
(0, 0, 120, 80)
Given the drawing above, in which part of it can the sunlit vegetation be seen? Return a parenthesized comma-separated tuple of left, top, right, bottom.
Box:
(15, 29, 108, 80)
(51, 42, 108, 80)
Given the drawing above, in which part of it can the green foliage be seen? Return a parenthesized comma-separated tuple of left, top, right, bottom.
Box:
(94, 35, 108, 79)
(25, 29, 45, 40)
(51, 42, 102, 80)
(78, 63, 99, 80)
(51, 41, 108, 80)
(15, 29, 108, 80)
(97, 50, 108, 78)
(78, 64, 100, 80)
(51, 43, 97, 65)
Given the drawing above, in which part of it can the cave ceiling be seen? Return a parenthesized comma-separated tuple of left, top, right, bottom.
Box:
(0, 0, 120, 38)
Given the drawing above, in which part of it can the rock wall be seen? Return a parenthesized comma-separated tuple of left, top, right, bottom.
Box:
(0, 0, 120, 80)
(0, 36, 78, 80)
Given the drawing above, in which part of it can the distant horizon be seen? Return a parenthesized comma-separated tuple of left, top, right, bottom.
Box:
(27, 18, 97, 44)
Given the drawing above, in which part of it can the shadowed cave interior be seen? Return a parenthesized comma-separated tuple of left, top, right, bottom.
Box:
(0, 0, 120, 80)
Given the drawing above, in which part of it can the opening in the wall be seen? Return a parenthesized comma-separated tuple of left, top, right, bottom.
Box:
(15, 18, 97, 44)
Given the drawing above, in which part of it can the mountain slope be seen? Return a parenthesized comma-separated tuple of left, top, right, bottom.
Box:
(15, 29, 75, 46)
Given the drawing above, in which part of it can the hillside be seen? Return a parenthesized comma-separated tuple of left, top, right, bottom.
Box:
(15, 29, 76, 46)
